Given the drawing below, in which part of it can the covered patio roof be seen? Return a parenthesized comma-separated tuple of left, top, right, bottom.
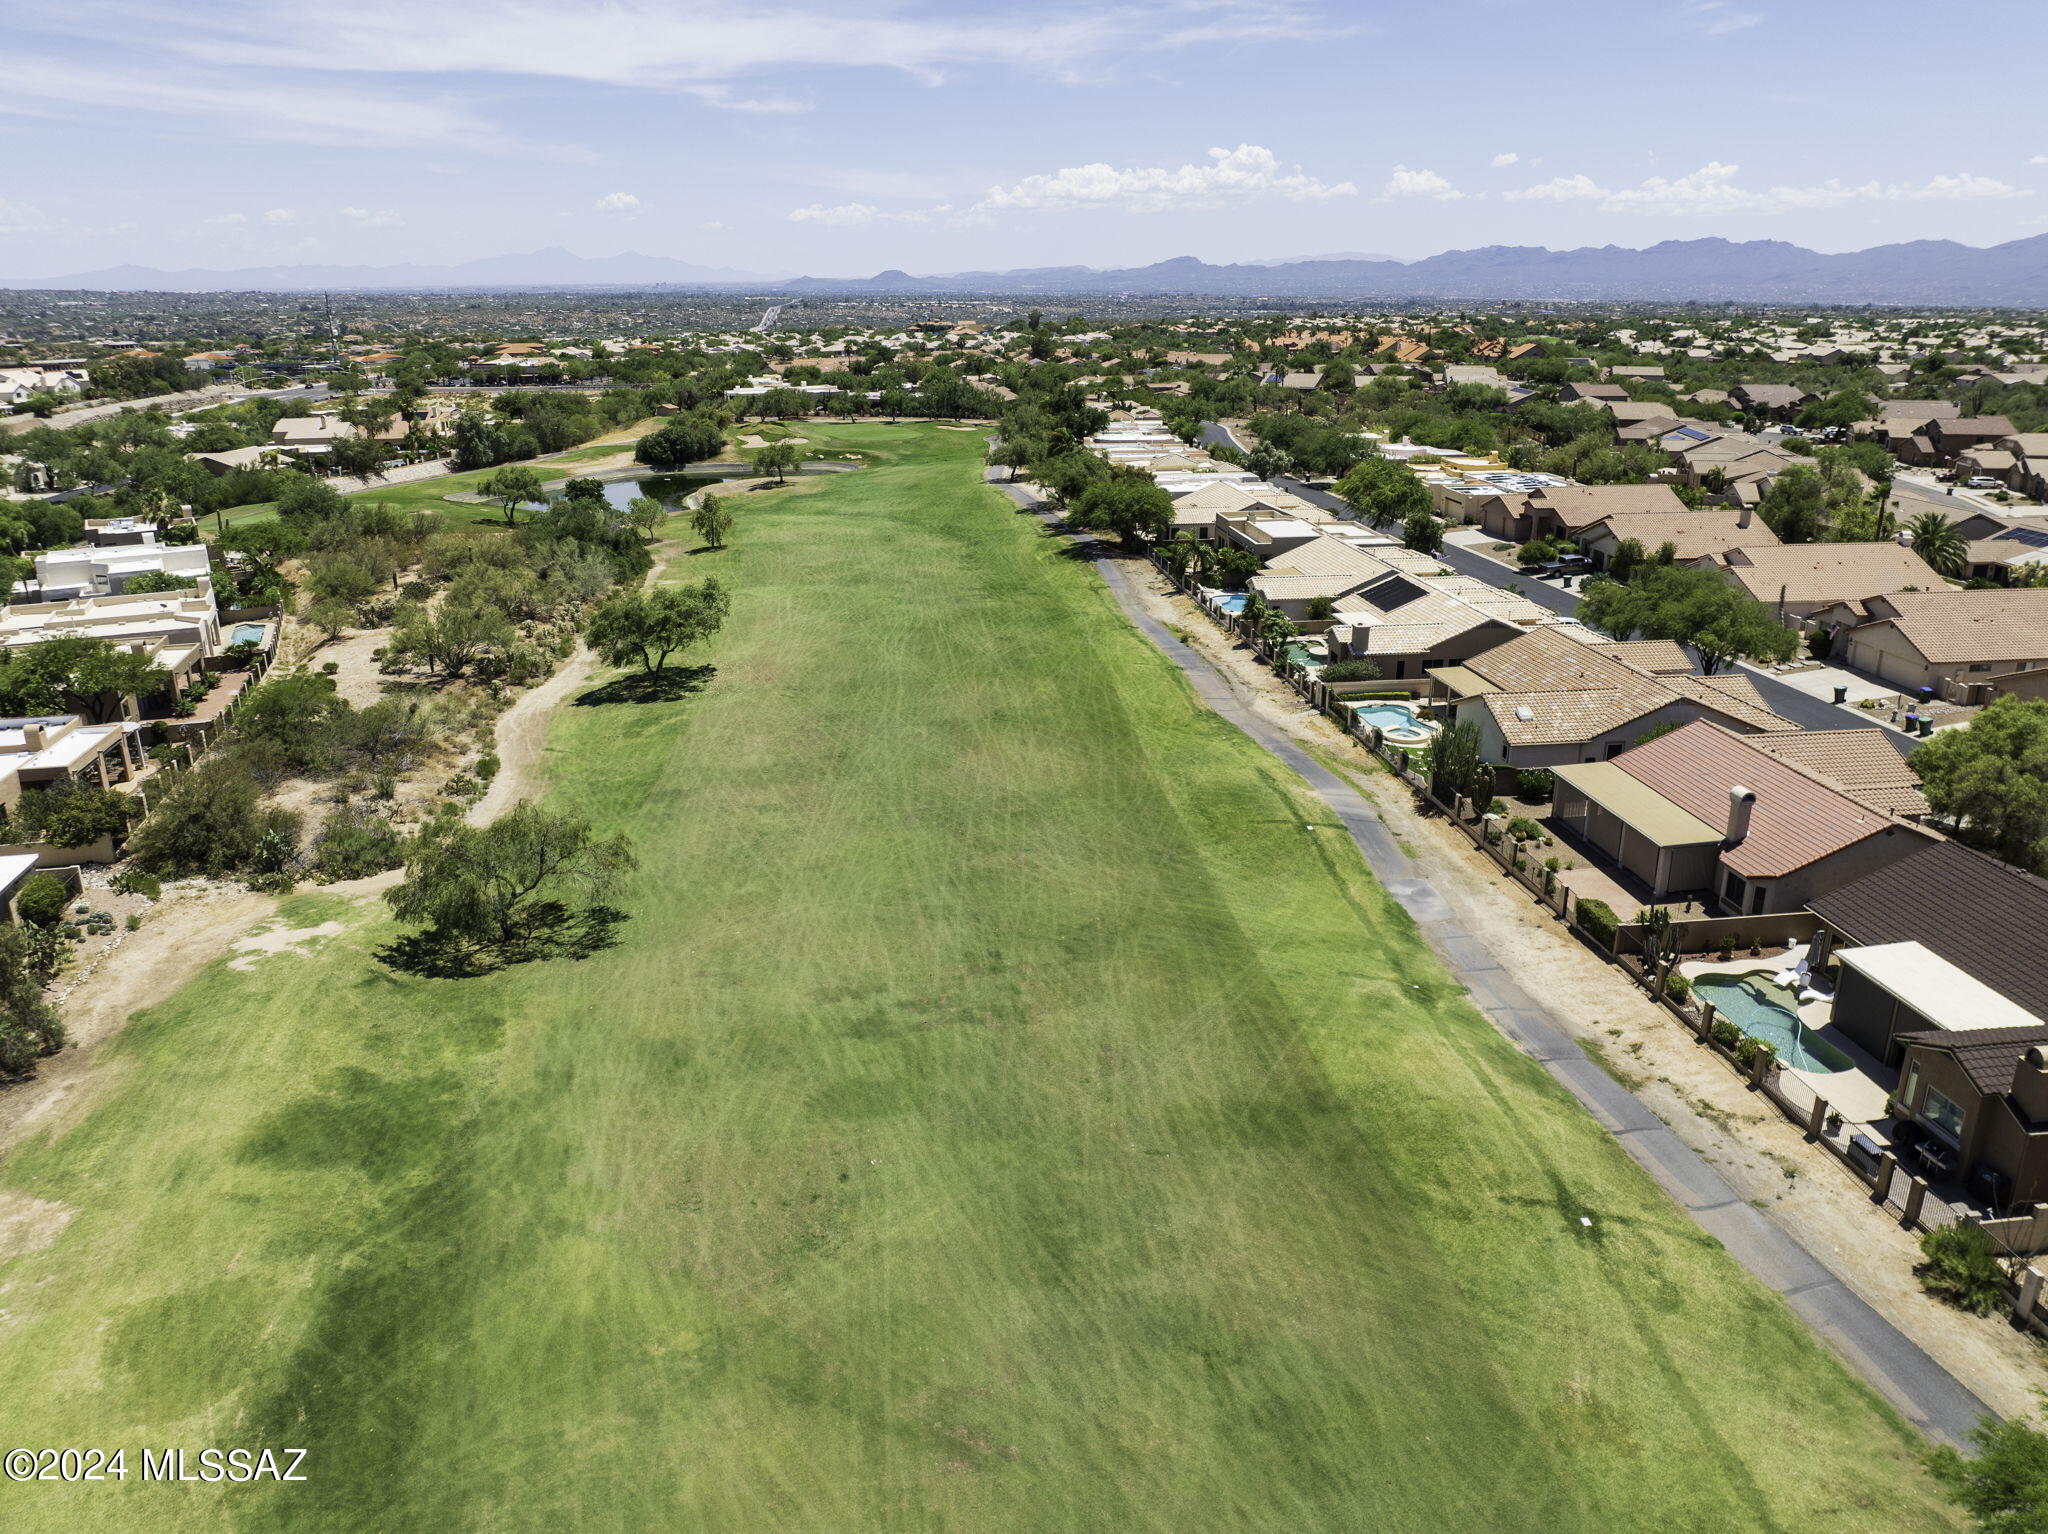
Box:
(1553, 761, 1723, 848)
(1836, 941, 2047, 1034)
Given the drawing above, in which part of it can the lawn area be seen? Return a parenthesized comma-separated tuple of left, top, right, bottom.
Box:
(0, 423, 1958, 1532)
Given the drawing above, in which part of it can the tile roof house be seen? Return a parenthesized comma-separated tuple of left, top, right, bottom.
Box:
(1578, 506, 1780, 566)
(1742, 730, 1926, 816)
(1429, 626, 1795, 772)
(1710, 541, 1941, 623)
(1929, 417, 2018, 464)
(1808, 840, 2048, 1069)
(1729, 383, 1812, 415)
(1836, 588, 2048, 700)
(1890, 1021, 2048, 1206)
(1549, 720, 1934, 910)
(1310, 548, 1573, 681)
(1521, 483, 1689, 539)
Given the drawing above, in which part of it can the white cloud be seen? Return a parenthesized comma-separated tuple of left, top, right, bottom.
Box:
(341, 206, 404, 228)
(263, 207, 298, 224)
(593, 191, 642, 215)
(1380, 165, 1463, 201)
(2030, 155, 2048, 166)
(0, 200, 52, 237)
(202, 211, 250, 227)
(1680, 1, 1764, 35)
(29, 1, 1318, 98)
(1506, 162, 2031, 215)
(702, 220, 728, 230)
(1490, 152, 1519, 168)
(970, 144, 1354, 217)
(1504, 173, 1608, 203)
(789, 201, 881, 226)
(0, 54, 569, 157)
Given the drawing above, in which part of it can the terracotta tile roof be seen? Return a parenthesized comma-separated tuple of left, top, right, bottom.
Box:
(1612, 721, 1930, 877)
(1718, 541, 1937, 606)
(1808, 841, 2048, 1019)
(1856, 589, 2048, 664)
(1743, 729, 1928, 815)
(1663, 674, 1799, 732)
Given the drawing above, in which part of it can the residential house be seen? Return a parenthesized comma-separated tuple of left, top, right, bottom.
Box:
(1559, 382, 1629, 405)
(1806, 836, 2048, 1081)
(1519, 482, 1692, 542)
(1834, 588, 2048, 701)
(1928, 416, 2018, 466)
(1891, 1022, 2048, 1206)
(1313, 547, 1581, 682)
(13, 530, 212, 604)
(1708, 541, 1939, 626)
(2001, 434, 2048, 500)
(0, 714, 148, 829)
(1549, 720, 1935, 911)
(1576, 505, 1779, 568)
(1742, 730, 1927, 817)
(1427, 625, 1795, 774)
(1729, 383, 1812, 417)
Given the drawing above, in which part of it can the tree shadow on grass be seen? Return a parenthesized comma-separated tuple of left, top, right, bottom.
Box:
(376, 905, 629, 979)
(573, 664, 715, 707)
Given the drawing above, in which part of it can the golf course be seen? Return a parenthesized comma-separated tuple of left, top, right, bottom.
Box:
(0, 423, 1959, 1531)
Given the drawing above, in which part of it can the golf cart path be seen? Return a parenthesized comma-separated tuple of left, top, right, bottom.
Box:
(990, 471, 1991, 1449)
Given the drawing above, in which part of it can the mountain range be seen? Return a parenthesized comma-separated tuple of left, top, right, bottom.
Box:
(10, 236, 2048, 304)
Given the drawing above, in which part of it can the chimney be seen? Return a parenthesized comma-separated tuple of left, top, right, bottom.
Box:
(1737, 503, 1752, 529)
(1726, 786, 1756, 843)
(21, 723, 44, 751)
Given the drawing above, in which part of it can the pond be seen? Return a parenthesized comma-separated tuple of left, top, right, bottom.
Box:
(600, 475, 717, 514)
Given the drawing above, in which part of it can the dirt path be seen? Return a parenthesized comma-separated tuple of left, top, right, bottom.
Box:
(1118, 555, 2048, 1417)
(0, 529, 693, 1155)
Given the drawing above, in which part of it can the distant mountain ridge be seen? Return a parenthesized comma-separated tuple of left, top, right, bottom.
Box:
(10, 236, 2048, 303)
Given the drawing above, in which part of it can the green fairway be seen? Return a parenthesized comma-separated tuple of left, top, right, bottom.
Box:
(0, 424, 1956, 1531)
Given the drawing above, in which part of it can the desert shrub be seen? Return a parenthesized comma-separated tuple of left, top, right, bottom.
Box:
(13, 783, 139, 849)
(1515, 769, 1555, 802)
(110, 868, 161, 899)
(312, 805, 409, 882)
(1710, 1018, 1741, 1049)
(1576, 897, 1618, 949)
(1734, 1036, 1776, 1070)
(1664, 972, 1692, 1002)
(475, 754, 500, 782)
(1916, 1223, 2009, 1315)
(1319, 659, 1383, 683)
(1506, 816, 1543, 842)
(14, 873, 68, 927)
(124, 757, 303, 883)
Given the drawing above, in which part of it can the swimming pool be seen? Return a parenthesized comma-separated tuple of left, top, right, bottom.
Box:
(230, 623, 266, 647)
(1348, 700, 1440, 746)
(1692, 973, 1853, 1074)
(1212, 591, 1248, 615)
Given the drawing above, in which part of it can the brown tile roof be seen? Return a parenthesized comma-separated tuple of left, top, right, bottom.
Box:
(1808, 841, 2048, 1019)
(1602, 639, 1695, 674)
(1894, 1025, 2048, 1097)
(1528, 482, 1688, 530)
(1718, 541, 1937, 606)
(1856, 589, 2048, 664)
(1462, 628, 1791, 746)
(1588, 509, 1781, 561)
(1612, 721, 1930, 877)
(1743, 729, 1928, 815)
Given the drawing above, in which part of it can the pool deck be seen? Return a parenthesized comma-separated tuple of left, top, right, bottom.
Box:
(1680, 957, 1896, 1123)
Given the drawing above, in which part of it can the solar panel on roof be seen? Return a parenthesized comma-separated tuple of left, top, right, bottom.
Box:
(1997, 527, 2048, 548)
(1360, 573, 1428, 611)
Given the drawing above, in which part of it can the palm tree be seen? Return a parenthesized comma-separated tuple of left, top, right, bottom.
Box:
(1903, 511, 1967, 579)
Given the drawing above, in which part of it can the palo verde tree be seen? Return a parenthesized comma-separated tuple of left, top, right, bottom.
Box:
(1575, 564, 1797, 675)
(586, 577, 730, 675)
(479, 465, 546, 527)
(0, 634, 170, 723)
(749, 441, 801, 484)
(383, 802, 637, 973)
(690, 494, 733, 550)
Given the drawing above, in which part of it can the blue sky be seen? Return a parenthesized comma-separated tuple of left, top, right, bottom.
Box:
(4, 0, 2046, 277)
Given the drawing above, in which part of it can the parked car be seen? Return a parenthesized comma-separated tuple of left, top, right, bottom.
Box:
(1536, 554, 1592, 577)
(1966, 476, 2006, 490)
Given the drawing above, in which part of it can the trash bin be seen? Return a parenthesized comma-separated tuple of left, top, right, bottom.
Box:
(1832, 684, 1848, 705)
(1918, 716, 1935, 738)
